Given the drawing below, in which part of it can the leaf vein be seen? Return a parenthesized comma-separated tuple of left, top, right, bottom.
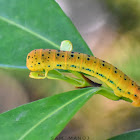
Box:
(0, 15, 59, 49)
(19, 88, 97, 140)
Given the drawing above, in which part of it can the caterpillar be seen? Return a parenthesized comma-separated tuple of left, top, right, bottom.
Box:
(26, 49, 140, 107)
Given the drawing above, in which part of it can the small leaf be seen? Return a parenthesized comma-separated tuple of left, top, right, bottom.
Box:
(98, 87, 132, 103)
(47, 69, 85, 87)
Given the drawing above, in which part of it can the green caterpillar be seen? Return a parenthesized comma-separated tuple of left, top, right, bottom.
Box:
(26, 49, 140, 107)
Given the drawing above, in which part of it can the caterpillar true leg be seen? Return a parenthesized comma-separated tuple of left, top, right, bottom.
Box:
(29, 71, 46, 79)
(29, 70, 49, 79)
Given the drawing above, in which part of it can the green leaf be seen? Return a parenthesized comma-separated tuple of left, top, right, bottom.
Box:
(47, 70, 91, 87)
(109, 129, 140, 140)
(98, 87, 132, 103)
(0, 0, 92, 69)
(0, 87, 99, 140)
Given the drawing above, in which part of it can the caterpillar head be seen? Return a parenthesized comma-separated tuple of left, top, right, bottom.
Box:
(132, 86, 140, 107)
(26, 49, 44, 72)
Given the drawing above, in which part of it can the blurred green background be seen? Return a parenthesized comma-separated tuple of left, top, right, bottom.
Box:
(0, 0, 140, 139)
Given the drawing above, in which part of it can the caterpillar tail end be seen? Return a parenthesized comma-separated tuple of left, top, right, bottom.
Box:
(132, 87, 140, 107)
(132, 101, 140, 107)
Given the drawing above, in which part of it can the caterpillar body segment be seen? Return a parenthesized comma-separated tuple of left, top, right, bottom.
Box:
(26, 49, 140, 107)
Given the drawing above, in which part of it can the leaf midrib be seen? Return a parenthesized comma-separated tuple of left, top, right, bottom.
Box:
(0, 15, 59, 49)
(18, 88, 97, 140)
